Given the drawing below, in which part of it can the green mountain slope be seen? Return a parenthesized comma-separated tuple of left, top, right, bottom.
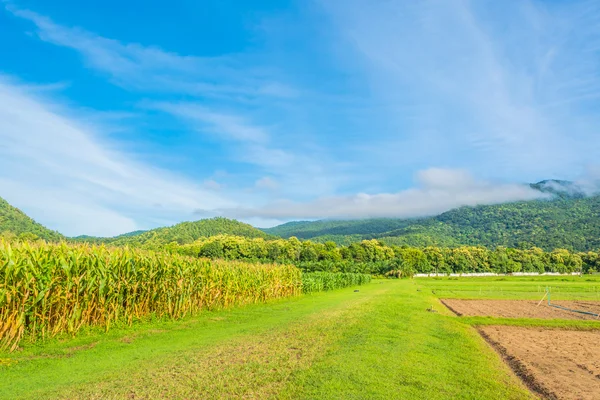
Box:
(79, 217, 274, 248)
(0, 197, 63, 241)
(375, 196, 600, 251)
(264, 182, 600, 251)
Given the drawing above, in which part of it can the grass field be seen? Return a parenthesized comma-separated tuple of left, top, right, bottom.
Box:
(0, 279, 532, 400)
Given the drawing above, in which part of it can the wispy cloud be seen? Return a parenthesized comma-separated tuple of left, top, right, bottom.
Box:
(209, 168, 548, 221)
(0, 75, 235, 236)
(147, 101, 343, 195)
(149, 102, 270, 144)
(5, 4, 294, 99)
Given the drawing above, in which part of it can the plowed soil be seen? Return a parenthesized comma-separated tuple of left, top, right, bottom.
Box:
(442, 299, 600, 320)
(480, 326, 600, 400)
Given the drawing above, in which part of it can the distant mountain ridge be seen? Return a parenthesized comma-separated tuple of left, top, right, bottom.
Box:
(73, 230, 148, 240)
(2, 179, 600, 251)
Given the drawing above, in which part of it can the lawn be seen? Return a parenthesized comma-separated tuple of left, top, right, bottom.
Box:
(0, 280, 531, 399)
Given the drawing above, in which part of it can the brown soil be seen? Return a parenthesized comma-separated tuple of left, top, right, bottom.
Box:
(480, 326, 600, 400)
(442, 299, 600, 320)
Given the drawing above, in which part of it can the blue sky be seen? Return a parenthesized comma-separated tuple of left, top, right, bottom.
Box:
(1, 0, 600, 236)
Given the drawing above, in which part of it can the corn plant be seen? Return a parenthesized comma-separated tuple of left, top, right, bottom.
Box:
(0, 240, 301, 351)
(301, 272, 371, 294)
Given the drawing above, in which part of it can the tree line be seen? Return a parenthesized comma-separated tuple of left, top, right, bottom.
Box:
(172, 235, 599, 276)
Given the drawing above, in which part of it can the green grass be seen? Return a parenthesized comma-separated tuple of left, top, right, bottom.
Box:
(0, 280, 531, 399)
(461, 316, 600, 329)
(278, 282, 529, 400)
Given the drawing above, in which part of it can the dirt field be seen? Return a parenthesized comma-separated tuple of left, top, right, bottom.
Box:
(480, 326, 600, 400)
(442, 299, 600, 320)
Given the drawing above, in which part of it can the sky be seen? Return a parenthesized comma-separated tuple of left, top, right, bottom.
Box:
(1, 0, 600, 236)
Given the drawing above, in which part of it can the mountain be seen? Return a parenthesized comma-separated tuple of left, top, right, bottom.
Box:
(73, 230, 149, 240)
(0, 197, 63, 241)
(263, 219, 417, 240)
(264, 181, 600, 252)
(77, 217, 274, 248)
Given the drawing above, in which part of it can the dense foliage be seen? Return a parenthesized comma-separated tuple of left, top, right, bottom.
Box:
(0, 197, 62, 242)
(264, 196, 600, 252)
(178, 235, 599, 276)
(0, 240, 300, 351)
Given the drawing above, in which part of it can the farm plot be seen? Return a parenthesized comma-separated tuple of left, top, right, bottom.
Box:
(422, 276, 600, 399)
(441, 299, 600, 320)
(479, 326, 600, 400)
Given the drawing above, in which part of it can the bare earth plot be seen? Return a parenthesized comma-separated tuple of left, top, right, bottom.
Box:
(441, 299, 600, 320)
(479, 326, 600, 400)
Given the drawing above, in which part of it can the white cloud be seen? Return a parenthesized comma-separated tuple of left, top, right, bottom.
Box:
(575, 165, 600, 195)
(0, 76, 235, 236)
(415, 168, 476, 190)
(213, 168, 548, 220)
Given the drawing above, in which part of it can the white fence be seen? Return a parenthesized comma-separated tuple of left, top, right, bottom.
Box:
(414, 272, 581, 277)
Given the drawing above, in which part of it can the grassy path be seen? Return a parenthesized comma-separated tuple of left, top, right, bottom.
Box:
(0, 280, 532, 399)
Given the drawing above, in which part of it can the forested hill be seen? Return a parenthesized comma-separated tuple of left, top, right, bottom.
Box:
(75, 217, 274, 247)
(264, 189, 600, 252)
(0, 197, 63, 241)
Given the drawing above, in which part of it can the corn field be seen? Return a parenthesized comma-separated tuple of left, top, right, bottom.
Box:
(301, 272, 371, 293)
(0, 241, 301, 351)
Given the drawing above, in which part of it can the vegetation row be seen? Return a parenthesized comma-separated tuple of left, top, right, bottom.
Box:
(174, 235, 599, 276)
